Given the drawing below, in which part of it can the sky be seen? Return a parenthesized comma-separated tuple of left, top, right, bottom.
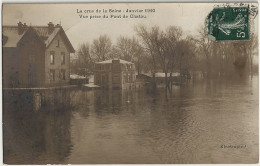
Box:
(2, 3, 258, 50)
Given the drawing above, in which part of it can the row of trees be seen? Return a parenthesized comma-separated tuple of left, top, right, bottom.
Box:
(71, 34, 146, 76)
(197, 29, 258, 80)
(71, 25, 258, 92)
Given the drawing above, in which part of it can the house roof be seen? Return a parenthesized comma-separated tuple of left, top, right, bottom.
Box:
(33, 26, 61, 46)
(96, 59, 134, 64)
(2, 26, 26, 47)
(70, 74, 86, 79)
(144, 72, 180, 78)
(2, 24, 75, 53)
(155, 72, 180, 77)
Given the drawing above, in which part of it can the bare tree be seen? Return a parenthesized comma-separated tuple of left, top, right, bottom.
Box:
(136, 25, 185, 94)
(174, 36, 197, 80)
(91, 35, 112, 61)
(71, 42, 94, 76)
(164, 26, 184, 90)
(112, 36, 145, 74)
(245, 33, 258, 79)
(114, 36, 133, 61)
(135, 25, 158, 82)
(196, 25, 259, 80)
(197, 26, 214, 79)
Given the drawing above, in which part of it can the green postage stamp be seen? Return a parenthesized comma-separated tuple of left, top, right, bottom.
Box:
(207, 5, 249, 41)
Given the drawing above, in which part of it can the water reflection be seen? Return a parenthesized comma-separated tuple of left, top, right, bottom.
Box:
(3, 77, 259, 164)
(3, 89, 73, 164)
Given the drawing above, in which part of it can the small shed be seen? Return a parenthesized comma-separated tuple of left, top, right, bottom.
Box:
(140, 72, 180, 84)
(70, 74, 88, 85)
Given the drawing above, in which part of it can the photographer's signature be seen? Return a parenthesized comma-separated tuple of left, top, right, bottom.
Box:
(220, 144, 246, 149)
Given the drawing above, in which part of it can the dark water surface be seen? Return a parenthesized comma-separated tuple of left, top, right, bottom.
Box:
(3, 77, 258, 164)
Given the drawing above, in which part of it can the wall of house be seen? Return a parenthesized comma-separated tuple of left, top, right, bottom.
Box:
(3, 30, 46, 88)
(121, 70, 136, 90)
(18, 32, 45, 87)
(2, 48, 20, 88)
(94, 62, 136, 89)
(45, 32, 70, 86)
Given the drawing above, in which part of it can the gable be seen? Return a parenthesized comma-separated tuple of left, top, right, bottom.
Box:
(47, 31, 69, 53)
(46, 28, 75, 53)
(34, 27, 75, 53)
(33, 27, 60, 46)
(17, 27, 46, 48)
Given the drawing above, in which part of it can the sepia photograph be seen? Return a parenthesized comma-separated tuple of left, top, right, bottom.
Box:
(2, 2, 259, 164)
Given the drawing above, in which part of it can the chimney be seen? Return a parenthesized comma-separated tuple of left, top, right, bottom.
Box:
(23, 23, 28, 31)
(17, 22, 24, 35)
(55, 24, 61, 27)
(112, 59, 120, 64)
(48, 22, 54, 34)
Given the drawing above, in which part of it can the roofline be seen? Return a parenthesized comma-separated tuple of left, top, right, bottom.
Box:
(3, 25, 58, 28)
(2, 25, 18, 28)
(3, 24, 75, 52)
(96, 59, 134, 64)
(2, 46, 18, 48)
(60, 28, 75, 53)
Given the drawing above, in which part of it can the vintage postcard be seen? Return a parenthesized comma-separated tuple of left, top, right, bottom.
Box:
(2, 2, 259, 164)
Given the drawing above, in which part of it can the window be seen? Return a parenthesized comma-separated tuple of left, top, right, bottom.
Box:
(105, 64, 110, 70)
(95, 74, 100, 84)
(112, 63, 120, 71)
(57, 40, 60, 47)
(61, 52, 65, 64)
(129, 74, 132, 83)
(125, 74, 128, 83)
(101, 75, 106, 84)
(28, 69, 34, 85)
(50, 70, 55, 81)
(28, 55, 35, 68)
(128, 74, 131, 83)
(61, 69, 66, 80)
(123, 74, 127, 83)
(28, 54, 35, 63)
(113, 74, 120, 84)
(50, 51, 55, 64)
(95, 64, 101, 70)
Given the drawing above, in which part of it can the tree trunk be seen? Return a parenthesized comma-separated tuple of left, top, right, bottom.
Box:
(137, 58, 140, 75)
(169, 71, 173, 95)
(250, 58, 253, 80)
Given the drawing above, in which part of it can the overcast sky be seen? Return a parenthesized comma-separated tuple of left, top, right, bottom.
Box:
(3, 3, 258, 50)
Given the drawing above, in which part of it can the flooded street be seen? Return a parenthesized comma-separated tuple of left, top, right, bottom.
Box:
(3, 77, 258, 164)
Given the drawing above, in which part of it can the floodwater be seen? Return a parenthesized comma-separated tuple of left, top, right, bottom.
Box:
(3, 77, 259, 164)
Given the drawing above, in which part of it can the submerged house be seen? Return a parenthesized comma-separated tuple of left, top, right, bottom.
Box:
(153, 72, 180, 84)
(3, 22, 75, 88)
(138, 72, 181, 85)
(94, 59, 136, 89)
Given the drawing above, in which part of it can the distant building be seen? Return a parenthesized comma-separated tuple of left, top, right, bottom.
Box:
(94, 59, 136, 89)
(70, 74, 88, 85)
(153, 72, 180, 84)
(3, 22, 75, 88)
(139, 72, 180, 85)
